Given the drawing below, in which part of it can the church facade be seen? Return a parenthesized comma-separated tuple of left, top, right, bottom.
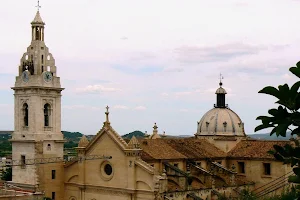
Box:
(8, 10, 294, 200)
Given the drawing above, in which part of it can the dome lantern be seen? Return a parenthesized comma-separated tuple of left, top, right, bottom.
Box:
(215, 75, 227, 108)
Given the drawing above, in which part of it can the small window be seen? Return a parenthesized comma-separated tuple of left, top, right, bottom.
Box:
(174, 163, 178, 168)
(218, 161, 222, 165)
(44, 104, 50, 127)
(23, 103, 29, 127)
(52, 170, 56, 179)
(47, 144, 51, 151)
(238, 162, 245, 174)
(263, 163, 271, 175)
(223, 121, 227, 132)
(150, 164, 154, 167)
(21, 155, 26, 168)
(41, 55, 44, 64)
(196, 162, 201, 167)
(104, 164, 112, 176)
(52, 192, 55, 200)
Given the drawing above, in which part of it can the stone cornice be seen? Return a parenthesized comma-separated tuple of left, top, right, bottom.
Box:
(11, 86, 64, 91)
(9, 139, 36, 143)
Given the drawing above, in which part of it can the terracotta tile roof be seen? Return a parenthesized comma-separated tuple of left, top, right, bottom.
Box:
(139, 139, 187, 160)
(227, 140, 290, 159)
(141, 151, 155, 160)
(164, 138, 226, 159)
(139, 138, 226, 161)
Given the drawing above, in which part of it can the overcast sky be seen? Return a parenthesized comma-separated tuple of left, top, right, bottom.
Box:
(0, 0, 300, 135)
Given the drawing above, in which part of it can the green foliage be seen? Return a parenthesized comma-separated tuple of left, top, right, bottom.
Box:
(255, 61, 300, 188)
(62, 131, 83, 139)
(1, 167, 12, 181)
(260, 186, 299, 200)
(238, 188, 257, 200)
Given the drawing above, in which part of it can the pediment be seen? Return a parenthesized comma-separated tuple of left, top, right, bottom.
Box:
(85, 124, 128, 155)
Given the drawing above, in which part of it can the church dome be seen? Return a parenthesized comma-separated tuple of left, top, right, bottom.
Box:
(196, 80, 246, 137)
(196, 107, 245, 136)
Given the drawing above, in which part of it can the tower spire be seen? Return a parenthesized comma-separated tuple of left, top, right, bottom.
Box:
(31, 1, 45, 41)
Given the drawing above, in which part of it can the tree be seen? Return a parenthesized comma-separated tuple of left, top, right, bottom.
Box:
(1, 167, 12, 181)
(255, 61, 300, 190)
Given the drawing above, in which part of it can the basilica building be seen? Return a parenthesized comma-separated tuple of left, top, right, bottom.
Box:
(7, 10, 293, 200)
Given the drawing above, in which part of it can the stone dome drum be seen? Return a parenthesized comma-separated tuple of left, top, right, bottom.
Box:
(196, 81, 246, 137)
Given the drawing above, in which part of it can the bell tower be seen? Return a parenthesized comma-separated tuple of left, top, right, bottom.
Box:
(10, 6, 65, 199)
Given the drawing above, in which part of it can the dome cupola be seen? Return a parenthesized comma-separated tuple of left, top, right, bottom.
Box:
(196, 79, 246, 137)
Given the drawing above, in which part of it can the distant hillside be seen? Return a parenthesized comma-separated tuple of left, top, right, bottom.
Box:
(249, 132, 295, 141)
(62, 131, 83, 149)
(122, 130, 146, 139)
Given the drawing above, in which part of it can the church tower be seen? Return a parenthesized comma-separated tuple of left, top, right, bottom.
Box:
(11, 8, 65, 199)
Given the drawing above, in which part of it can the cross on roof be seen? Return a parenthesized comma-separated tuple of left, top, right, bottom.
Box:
(105, 105, 110, 123)
(36, 0, 41, 11)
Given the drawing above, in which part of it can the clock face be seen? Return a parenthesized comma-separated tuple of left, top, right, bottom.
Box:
(22, 71, 29, 82)
(43, 71, 53, 82)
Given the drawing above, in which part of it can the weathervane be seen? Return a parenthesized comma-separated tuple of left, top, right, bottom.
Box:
(219, 73, 224, 86)
(36, 0, 41, 11)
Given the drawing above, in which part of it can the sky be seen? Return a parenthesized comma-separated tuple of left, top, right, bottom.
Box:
(0, 0, 300, 136)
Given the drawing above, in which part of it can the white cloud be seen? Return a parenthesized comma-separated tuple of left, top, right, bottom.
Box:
(75, 85, 121, 94)
(282, 73, 292, 80)
(134, 106, 147, 110)
(161, 92, 169, 97)
(113, 105, 129, 110)
(62, 105, 101, 111)
(175, 91, 193, 96)
(264, 67, 279, 74)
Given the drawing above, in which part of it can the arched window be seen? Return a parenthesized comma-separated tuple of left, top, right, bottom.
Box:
(41, 55, 44, 64)
(42, 65, 44, 72)
(44, 103, 50, 127)
(23, 103, 29, 127)
(36, 27, 40, 40)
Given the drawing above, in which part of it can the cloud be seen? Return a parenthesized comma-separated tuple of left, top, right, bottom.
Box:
(75, 85, 121, 94)
(113, 105, 129, 110)
(163, 67, 184, 73)
(282, 73, 292, 80)
(161, 92, 169, 97)
(174, 43, 266, 64)
(134, 106, 147, 110)
(175, 91, 193, 96)
(264, 67, 279, 74)
(62, 105, 101, 110)
(120, 36, 128, 40)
